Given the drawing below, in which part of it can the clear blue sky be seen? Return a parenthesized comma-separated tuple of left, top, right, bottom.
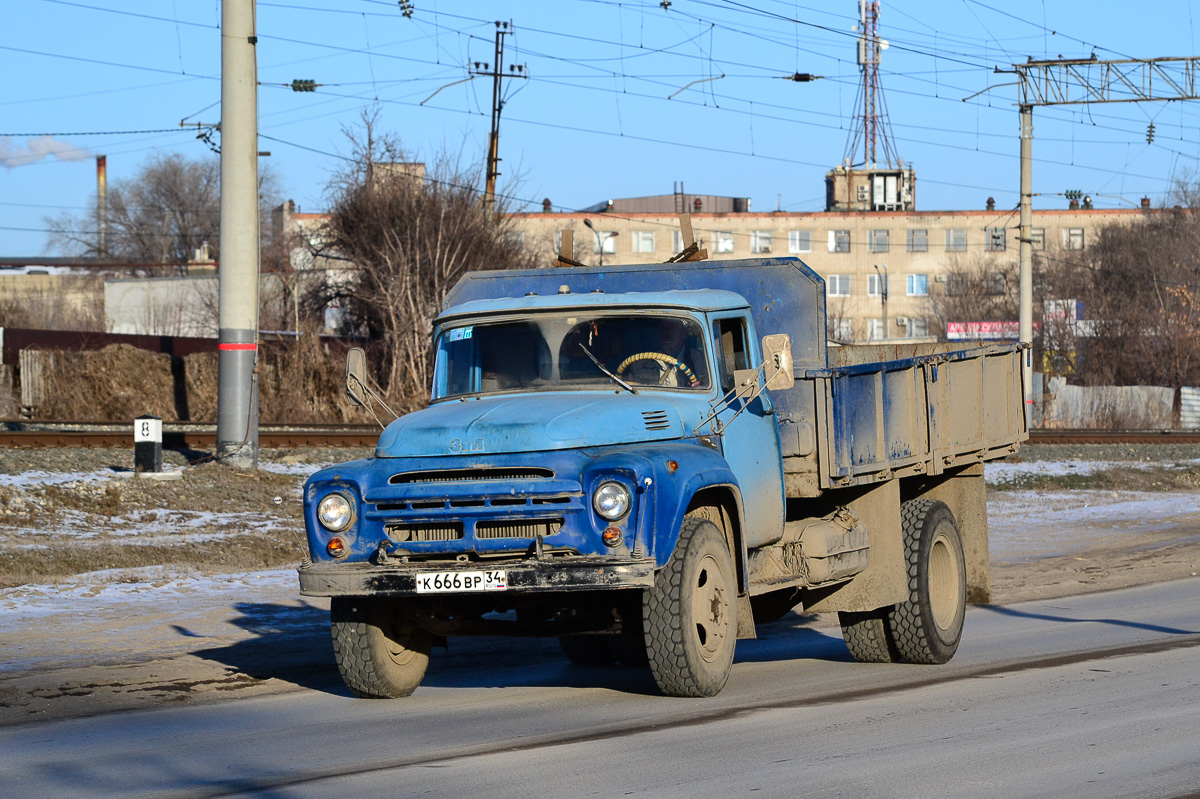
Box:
(2, 0, 1199, 256)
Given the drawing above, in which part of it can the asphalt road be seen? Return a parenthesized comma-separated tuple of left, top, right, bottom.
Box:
(4, 578, 1199, 799)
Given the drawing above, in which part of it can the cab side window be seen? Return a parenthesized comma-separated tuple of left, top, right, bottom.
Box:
(714, 317, 749, 393)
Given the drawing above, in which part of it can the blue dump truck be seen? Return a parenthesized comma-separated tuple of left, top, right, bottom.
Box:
(299, 256, 1026, 698)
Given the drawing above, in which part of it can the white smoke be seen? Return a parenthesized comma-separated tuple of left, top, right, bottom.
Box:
(0, 135, 94, 168)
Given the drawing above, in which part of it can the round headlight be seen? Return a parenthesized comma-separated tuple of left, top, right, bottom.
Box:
(317, 493, 354, 532)
(592, 481, 630, 521)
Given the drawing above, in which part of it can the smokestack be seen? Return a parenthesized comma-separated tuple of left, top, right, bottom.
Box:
(96, 155, 107, 258)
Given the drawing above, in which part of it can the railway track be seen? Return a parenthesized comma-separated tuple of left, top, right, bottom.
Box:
(0, 422, 381, 449)
(2, 423, 1199, 449)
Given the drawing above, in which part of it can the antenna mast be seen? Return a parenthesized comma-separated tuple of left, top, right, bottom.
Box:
(844, 0, 900, 168)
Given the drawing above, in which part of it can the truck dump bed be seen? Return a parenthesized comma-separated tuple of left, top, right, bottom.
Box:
(806, 342, 1026, 489)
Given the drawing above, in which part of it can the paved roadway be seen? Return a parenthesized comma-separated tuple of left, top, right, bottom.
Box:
(4, 579, 1199, 799)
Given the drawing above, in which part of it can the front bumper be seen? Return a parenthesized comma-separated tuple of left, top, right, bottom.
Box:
(298, 555, 656, 597)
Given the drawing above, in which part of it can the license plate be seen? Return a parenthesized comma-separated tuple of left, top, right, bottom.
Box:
(415, 569, 508, 593)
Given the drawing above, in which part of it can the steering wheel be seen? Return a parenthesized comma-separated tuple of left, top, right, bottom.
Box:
(615, 352, 700, 387)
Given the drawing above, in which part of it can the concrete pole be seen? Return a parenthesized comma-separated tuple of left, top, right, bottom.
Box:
(1018, 104, 1034, 427)
(216, 0, 260, 468)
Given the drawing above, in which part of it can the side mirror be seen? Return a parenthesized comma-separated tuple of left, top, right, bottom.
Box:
(346, 347, 368, 407)
(762, 334, 795, 391)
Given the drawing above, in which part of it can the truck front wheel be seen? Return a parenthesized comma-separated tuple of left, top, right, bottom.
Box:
(644, 517, 737, 697)
(331, 597, 432, 698)
(888, 499, 967, 664)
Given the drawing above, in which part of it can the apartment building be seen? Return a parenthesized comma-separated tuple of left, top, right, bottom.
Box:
(512, 202, 1148, 342)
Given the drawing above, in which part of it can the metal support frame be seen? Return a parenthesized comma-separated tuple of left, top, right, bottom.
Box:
(1010, 55, 1200, 426)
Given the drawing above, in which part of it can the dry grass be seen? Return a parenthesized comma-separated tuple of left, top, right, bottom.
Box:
(0, 462, 309, 590)
(990, 464, 1200, 492)
(31, 336, 358, 424)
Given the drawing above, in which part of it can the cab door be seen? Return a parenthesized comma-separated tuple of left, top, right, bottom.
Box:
(710, 314, 785, 549)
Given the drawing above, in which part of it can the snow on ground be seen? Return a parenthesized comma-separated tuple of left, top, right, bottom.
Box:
(984, 458, 1200, 484)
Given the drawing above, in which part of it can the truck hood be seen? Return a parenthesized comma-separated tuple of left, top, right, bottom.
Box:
(375, 393, 688, 457)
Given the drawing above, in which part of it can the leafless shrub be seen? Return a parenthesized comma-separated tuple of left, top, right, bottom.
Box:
(34, 345, 177, 421)
(311, 110, 538, 412)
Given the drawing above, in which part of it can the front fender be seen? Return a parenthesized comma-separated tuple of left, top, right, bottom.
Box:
(587, 442, 744, 571)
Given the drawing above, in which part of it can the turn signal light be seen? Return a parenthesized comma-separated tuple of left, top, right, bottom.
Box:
(666, 460, 679, 474)
(327, 537, 347, 558)
(601, 526, 623, 547)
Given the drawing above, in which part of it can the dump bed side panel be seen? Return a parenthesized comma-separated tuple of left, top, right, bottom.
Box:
(810, 343, 1025, 490)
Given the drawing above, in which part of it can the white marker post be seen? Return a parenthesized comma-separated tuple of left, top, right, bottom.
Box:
(134, 415, 163, 474)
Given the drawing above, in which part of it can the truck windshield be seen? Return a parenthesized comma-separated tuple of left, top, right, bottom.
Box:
(432, 313, 711, 399)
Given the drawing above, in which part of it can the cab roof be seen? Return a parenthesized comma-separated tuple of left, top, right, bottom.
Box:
(436, 288, 750, 323)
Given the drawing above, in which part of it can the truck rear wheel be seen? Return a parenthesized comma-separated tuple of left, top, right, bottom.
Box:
(889, 499, 967, 664)
(644, 517, 737, 697)
(331, 596, 432, 698)
(838, 608, 899, 663)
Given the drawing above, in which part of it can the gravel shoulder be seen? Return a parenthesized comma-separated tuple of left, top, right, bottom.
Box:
(1, 444, 1198, 727)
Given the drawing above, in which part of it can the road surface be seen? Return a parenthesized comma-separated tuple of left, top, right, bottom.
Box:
(3, 578, 1198, 798)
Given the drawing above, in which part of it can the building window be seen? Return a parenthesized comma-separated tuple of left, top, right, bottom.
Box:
(907, 229, 928, 252)
(751, 230, 773, 254)
(986, 227, 1007, 252)
(672, 230, 684, 252)
(716, 231, 735, 254)
(986, 272, 1006, 295)
(868, 229, 889, 253)
(867, 273, 885, 297)
(946, 228, 967, 252)
(591, 231, 618, 254)
(867, 318, 886, 341)
(553, 231, 563, 254)
(829, 229, 851, 253)
(1063, 228, 1084, 250)
(827, 274, 851, 296)
(906, 274, 928, 296)
(633, 231, 656, 254)
(908, 317, 928, 337)
(829, 318, 853, 342)
(788, 230, 811, 253)
(1030, 228, 1045, 251)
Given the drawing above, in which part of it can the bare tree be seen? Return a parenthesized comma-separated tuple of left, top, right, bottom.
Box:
(1046, 202, 1200, 387)
(46, 152, 279, 266)
(923, 252, 1019, 337)
(314, 112, 538, 411)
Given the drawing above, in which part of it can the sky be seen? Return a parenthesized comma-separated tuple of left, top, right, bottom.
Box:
(3, 0, 1200, 256)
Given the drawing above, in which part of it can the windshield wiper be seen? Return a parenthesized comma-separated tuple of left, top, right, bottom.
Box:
(579, 343, 637, 394)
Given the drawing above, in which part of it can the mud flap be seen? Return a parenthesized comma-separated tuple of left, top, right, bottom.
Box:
(736, 594, 757, 639)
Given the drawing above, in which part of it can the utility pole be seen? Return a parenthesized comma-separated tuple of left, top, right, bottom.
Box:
(470, 21, 526, 214)
(216, 0, 260, 468)
(1010, 55, 1200, 425)
(95, 155, 107, 258)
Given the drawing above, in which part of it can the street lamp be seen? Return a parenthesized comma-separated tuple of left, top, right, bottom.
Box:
(873, 263, 888, 340)
(583, 218, 618, 266)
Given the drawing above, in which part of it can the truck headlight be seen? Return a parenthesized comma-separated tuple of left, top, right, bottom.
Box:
(317, 493, 354, 532)
(592, 481, 630, 521)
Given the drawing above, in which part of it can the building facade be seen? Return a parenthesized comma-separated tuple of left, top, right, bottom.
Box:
(512, 204, 1148, 342)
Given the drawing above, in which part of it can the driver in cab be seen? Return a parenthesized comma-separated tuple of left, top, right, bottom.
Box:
(623, 318, 704, 387)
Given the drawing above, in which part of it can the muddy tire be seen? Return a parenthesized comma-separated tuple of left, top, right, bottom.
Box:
(644, 517, 738, 697)
(558, 635, 617, 666)
(331, 596, 432, 698)
(888, 499, 967, 664)
(839, 608, 899, 663)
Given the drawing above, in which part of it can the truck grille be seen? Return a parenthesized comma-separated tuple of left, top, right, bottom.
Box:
(386, 523, 464, 542)
(642, 409, 672, 430)
(389, 467, 554, 485)
(475, 519, 563, 540)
